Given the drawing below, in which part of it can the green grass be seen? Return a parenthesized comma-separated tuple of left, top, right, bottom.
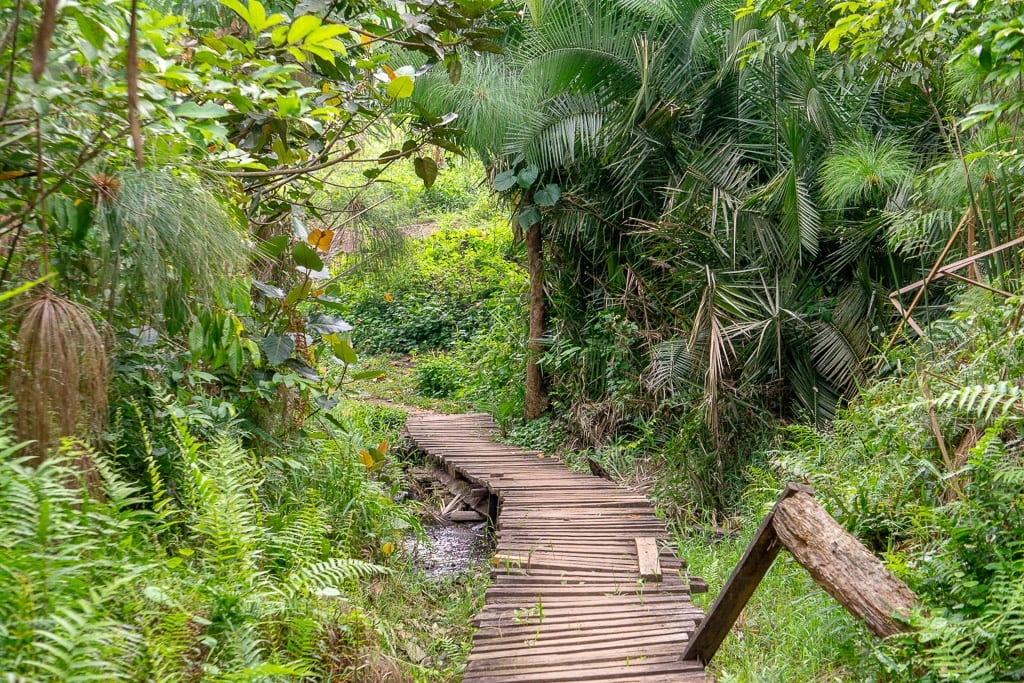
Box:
(348, 353, 475, 413)
(367, 568, 489, 682)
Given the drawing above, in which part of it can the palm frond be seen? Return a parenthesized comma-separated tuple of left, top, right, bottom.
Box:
(643, 338, 696, 397)
(508, 93, 606, 170)
(99, 168, 247, 327)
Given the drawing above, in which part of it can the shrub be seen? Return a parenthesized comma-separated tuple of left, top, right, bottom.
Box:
(414, 353, 467, 399)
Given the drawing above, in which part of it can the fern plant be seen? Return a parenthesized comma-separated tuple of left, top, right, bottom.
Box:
(0, 405, 398, 682)
(889, 425, 1024, 682)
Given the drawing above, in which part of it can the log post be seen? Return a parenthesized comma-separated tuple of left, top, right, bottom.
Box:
(772, 491, 918, 638)
(682, 483, 807, 665)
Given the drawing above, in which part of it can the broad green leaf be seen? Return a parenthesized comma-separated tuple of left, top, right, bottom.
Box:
(315, 38, 347, 56)
(247, 0, 267, 31)
(534, 183, 561, 206)
(258, 334, 295, 366)
(292, 243, 324, 271)
(350, 369, 386, 380)
(517, 165, 539, 188)
(221, 35, 253, 54)
(171, 102, 230, 119)
(414, 156, 438, 189)
(259, 235, 290, 258)
(284, 358, 320, 380)
(288, 15, 321, 44)
(306, 24, 350, 44)
(387, 75, 414, 99)
(72, 13, 106, 50)
(284, 280, 312, 308)
(253, 280, 286, 299)
(218, 0, 249, 23)
(188, 323, 205, 357)
(228, 339, 243, 376)
(308, 314, 353, 334)
(328, 334, 358, 364)
(493, 169, 517, 191)
(262, 13, 287, 31)
(518, 206, 541, 228)
(302, 44, 336, 64)
(271, 25, 288, 46)
(276, 92, 301, 116)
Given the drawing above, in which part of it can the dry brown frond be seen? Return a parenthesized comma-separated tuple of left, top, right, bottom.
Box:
(89, 172, 121, 203)
(9, 291, 108, 460)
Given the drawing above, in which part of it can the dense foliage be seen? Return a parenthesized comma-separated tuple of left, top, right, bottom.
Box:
(0, 0, 501, 680)
(402, 0, 1024, 513)
(4, 0, 1024, 680)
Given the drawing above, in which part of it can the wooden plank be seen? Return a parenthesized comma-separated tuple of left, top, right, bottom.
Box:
(681, 483, 809, 665)
(635, 537, 662, 582)
(450, 509, 486, 523)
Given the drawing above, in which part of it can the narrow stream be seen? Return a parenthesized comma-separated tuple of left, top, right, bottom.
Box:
(404, 521, 492, 579)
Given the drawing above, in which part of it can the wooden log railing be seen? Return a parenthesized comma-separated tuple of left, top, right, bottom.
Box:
(682, 483, 918, 666)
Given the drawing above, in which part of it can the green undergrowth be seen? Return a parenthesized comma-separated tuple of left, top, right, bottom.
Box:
(672, 286, 1024, 681)
(337, 223, 529, 419)
(678, 532, 866, 682)
(0, 397, 487, 682)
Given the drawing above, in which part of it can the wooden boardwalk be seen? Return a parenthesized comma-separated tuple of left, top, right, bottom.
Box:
(406, 413, 711, 683)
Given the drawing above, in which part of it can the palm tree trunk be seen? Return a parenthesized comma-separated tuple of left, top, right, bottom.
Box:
(524, 220, 548, 420)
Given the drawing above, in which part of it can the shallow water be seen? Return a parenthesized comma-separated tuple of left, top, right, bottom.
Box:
(405, 522, 492, 579)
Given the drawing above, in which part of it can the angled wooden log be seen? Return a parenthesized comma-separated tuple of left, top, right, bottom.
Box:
(682, 483, 806, 665)
(683, 483, 918, 665)
(773, 490, 918, 638)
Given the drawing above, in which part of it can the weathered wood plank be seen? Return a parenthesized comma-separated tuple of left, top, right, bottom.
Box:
(682, 483, 809, 665)
(636, 537, 662, 582)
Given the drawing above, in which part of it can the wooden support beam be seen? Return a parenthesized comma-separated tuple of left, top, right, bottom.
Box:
(682, 483, 807, 665)
(635, 537, 662, 582)
(450, 509, 486, 523)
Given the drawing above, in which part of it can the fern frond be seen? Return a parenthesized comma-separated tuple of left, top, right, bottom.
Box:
(286, 558, 389, 599)
(933, 382, 1024, 420)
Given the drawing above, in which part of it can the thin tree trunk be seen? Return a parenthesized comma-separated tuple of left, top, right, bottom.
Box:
(524, 219, 548, 420)
(30, 0, 58, 82)
(127, 0, 143, 170)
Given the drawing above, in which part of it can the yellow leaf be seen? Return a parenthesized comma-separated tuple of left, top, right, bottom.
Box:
(359, 449, 374, 468)
(303, 44, 336, 64)
(386, 75, 414, 99)
(288, 14, 321, 45)
(307, 228, 334, 251)
(381, 63, 396, 80)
